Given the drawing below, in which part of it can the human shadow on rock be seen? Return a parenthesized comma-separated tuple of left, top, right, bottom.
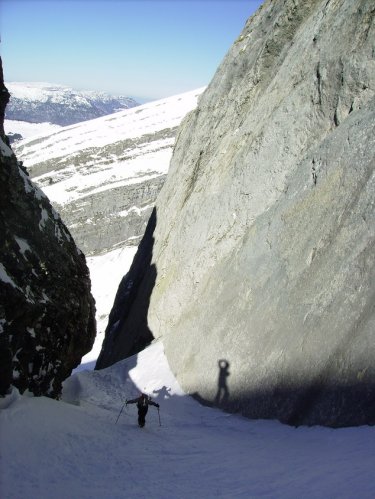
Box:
(192, 358, 231, 411)
(214, 359, 230, 407)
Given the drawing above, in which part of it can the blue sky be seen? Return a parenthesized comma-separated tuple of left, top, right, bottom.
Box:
(1, 0, 263, 102)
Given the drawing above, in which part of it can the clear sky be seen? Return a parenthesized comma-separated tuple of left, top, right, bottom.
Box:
(1, 0, 263, 102)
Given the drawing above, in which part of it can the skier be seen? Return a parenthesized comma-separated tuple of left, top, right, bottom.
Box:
(126, 393, 159, 427)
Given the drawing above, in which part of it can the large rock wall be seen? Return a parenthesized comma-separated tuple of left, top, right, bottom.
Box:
(98, 0, 375, 426)
(0, 59, 96, 397)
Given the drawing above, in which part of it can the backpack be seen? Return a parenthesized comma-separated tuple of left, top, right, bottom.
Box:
(138, 395, 149, 408)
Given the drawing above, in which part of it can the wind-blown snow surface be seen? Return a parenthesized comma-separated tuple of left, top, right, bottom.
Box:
(1, 340, 374, 499)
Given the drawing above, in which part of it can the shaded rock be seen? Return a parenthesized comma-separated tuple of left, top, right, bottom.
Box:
(0, 60, 96, 398)
(0, 145, 96, 397)
(0, 58, 10, 137)
(7, 132, 23, 145)
(98, 0, 375, 427)
(96, 208, 157, 368)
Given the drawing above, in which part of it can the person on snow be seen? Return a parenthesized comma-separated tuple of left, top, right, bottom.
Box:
(126, 393, 159, 427)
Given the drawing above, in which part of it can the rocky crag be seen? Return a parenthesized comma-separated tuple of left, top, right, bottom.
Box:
(0, 59, 96, 397)
(14, 89, 203, 255)
(98, 0, 375, 427)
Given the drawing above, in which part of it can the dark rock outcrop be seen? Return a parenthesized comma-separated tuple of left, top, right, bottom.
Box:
(0, 58, 10, 137)
(0, 59, 96, 397)
(98, 0, 375, 427)
(96, 208, 157, 368)
(7, 132, 23, 145)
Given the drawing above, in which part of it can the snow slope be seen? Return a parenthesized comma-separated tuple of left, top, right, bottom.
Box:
(14, 86, 204, 173)
(1, 340, 374, 499)
(4, 119, 63, 142)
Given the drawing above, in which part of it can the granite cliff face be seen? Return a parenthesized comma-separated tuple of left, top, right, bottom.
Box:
(0, 59, 96, 397)
(98, 0, 375, 427)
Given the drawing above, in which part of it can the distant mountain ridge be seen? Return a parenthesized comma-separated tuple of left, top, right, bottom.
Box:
(5, 82, 139, 126)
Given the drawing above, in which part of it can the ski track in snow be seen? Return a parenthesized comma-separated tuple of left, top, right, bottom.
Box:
(1, 341, 375, 499)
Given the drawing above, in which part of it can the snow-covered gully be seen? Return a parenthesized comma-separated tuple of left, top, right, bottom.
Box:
(1, 341, 374, 499)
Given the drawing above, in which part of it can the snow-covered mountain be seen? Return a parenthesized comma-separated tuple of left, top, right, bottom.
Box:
(5, 82, 139, 126)
(14, 87, 204, 256)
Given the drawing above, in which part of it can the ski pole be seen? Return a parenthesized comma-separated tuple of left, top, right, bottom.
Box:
(157, 407, 161, 427)
(115, 400, 126, 424)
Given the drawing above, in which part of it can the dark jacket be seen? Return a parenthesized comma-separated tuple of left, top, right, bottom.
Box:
(127, 395, 159, 411)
